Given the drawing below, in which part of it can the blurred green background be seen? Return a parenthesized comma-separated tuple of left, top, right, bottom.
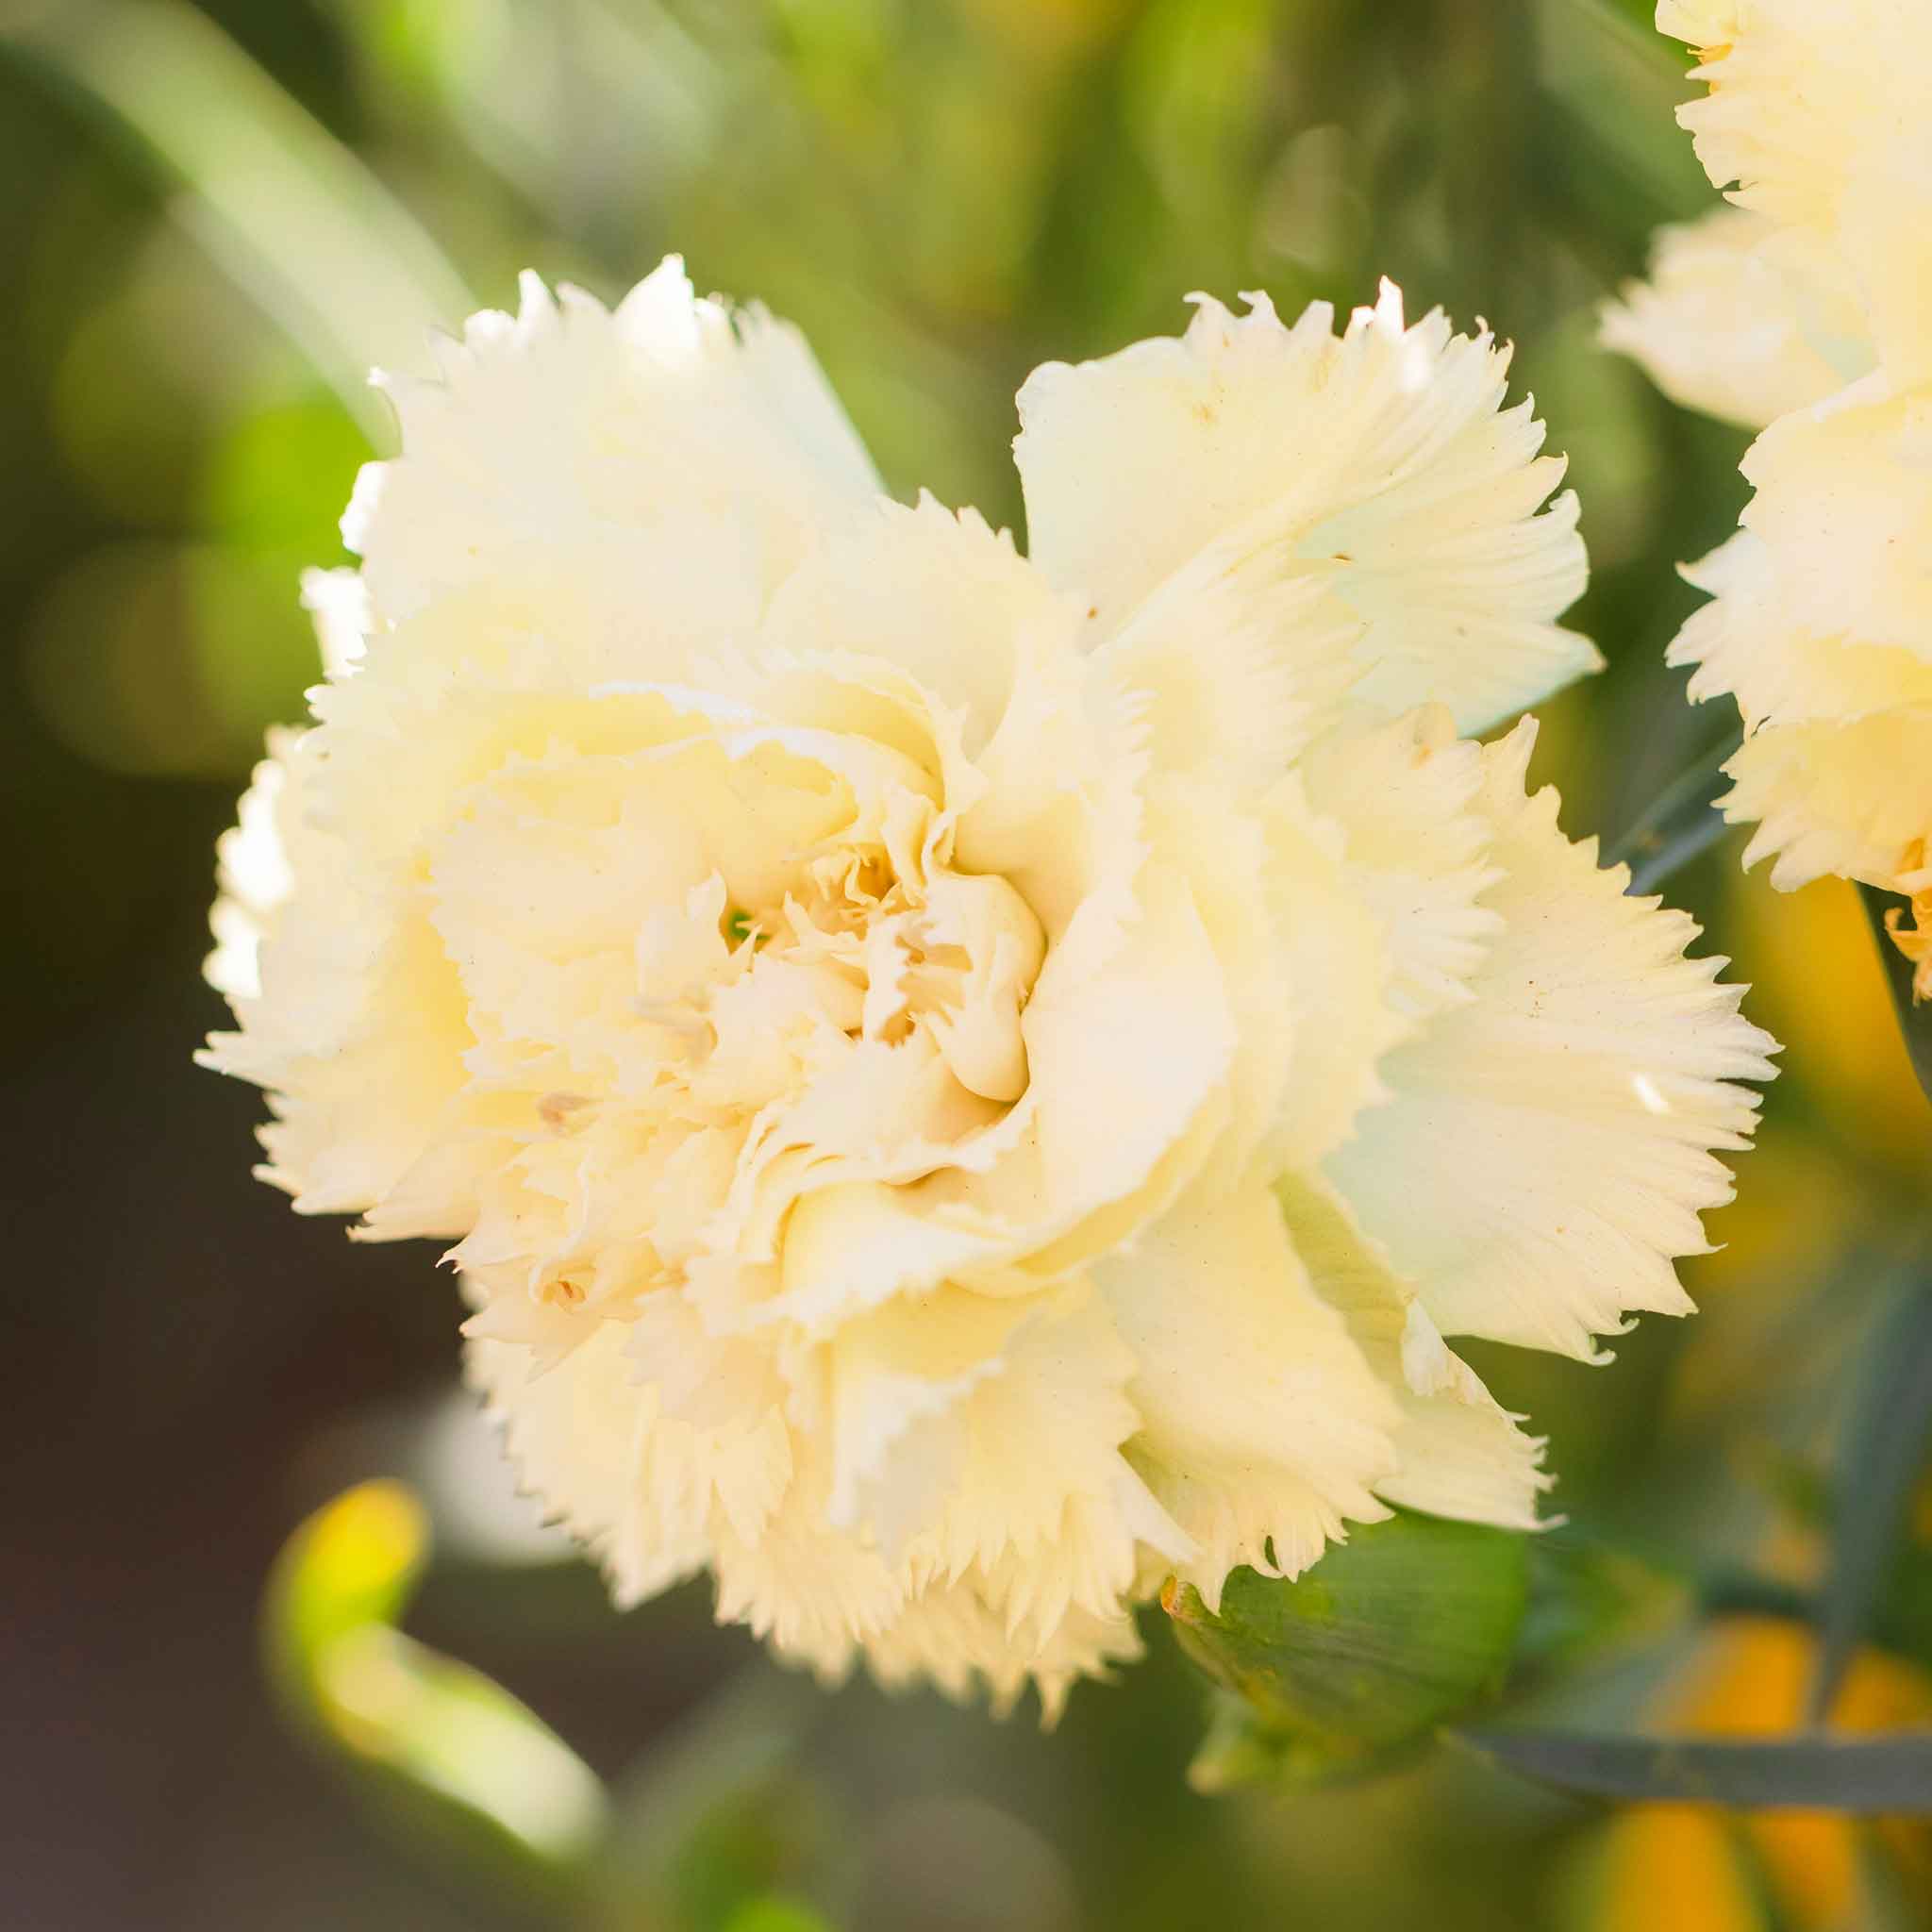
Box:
(4, 1, 1929, 1927)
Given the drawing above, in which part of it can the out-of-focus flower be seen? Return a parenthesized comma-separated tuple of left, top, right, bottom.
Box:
(1607, 3, 1932, 996)
(205, 262, 1774, 1713)
(1600, 208, 1869, 432)
(1663, 0, 1932, 388)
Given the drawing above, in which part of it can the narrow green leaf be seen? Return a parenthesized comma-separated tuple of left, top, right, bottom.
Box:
(264, 1483, 609, 1898)
(1605, 725, 1743, 897)
(1808, 1269, 1932, 1724)
(1859, 885, 1932, 1108)
(1456, 1727, 1932, 1812)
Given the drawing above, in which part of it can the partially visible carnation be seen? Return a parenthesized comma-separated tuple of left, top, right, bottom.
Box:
(1665, 0, 1932, 385)
(1607, 2, 1932, 996)
(206, 261, 1774, 1715)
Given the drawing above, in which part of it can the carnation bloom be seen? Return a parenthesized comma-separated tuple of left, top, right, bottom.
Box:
(206, 261, 1774, 1713)
(1606, 1, 1932, 997)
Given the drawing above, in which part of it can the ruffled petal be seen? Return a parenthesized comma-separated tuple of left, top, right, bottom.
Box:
(1666, 1, 1929, 239)
(346, 260, 880, 645)
(1322, 722, 1776, 1360)
(1601, 208, 1870, 430)
(771, 855, 1239, 1330)
(1665, 381, 1932, 894)
(467, 1316, 795, 1608)
(1295, 704, 1501, 1024)
(1014, 281, 1595, 736)
(859, 1582, 1142, 1724)
(1275, 1173, 1550, 1533)
(1100, 1176, 1400, 1609)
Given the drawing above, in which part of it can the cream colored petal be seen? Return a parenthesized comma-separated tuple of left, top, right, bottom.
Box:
(1250, 777, 1408, 1172)
(1140, 710, 1490, 1191)
(1323, 722, 1776, 1361)
(1092, 557, 1358, 790)
(1663, 380, 1932, 893)
(1674, 533, 1932, 737)
(299, 566, 372, 678)
(1667, 1, 1931, 244)
(908, 1290, 1190, 1646)
(347, 261, 879, 641)
(824, 1287, 1035, 1548)
(1728, 380, 1932, 665)
(1140, 778, 1298, 1185)
(1015, 282, 1594, 735)
(772, 857, 1237, 1331)
(203, 874, 479, 1224)
(709, 1503, 906, 1677)
(1102, 1176, 1400, 1609)
(760, 493, 1067, 758)
(1295, 704, 1501, 1023)
(762, 492, 1143, 958)
(466, 1317, 794, 1608)
(1601, 208, 1870, 430)
(859, 1581, 1143, 1724)
(1275, 1173, 1550, 1533)
(1839, 138, 1932, 390)
(1725, 718, 1932, 894)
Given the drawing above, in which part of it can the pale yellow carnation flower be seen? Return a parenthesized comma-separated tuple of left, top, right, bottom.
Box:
(205, 262, 1774, 1713)
(1616, 3, 1932, 986)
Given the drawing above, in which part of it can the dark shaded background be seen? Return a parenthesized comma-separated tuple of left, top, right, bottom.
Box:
(6, 2, 1929, 1927)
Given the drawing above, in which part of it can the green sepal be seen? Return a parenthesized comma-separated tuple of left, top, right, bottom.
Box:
(1164, 1510, 1530, 1791)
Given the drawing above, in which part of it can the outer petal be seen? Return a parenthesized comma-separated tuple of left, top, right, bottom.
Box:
(345, 260, 880, 643)
(467, 1316, 794, 1608)
(1666, 1, 1930, 241)
(859, 1583, 1142, 1724)
(1837, 135, 1932, 391)
(1100, 1177, 1400, 1609)
(1724, 718, 1932, 895)
(1014, 282, 1595, 736)
(1323, 722, 1776, 1360)
(906, 1291, 1190, 1647)
(1295, 705, 1501, 1024)
(1601, 208, 1870, 430)
(1144, 708, 1501, 1195)
(1668, 381, 1932, 892)
(1276, 1173, 1550, 1533)
(1724, 381, 1932, 667)
(199, 725, 483, 1220)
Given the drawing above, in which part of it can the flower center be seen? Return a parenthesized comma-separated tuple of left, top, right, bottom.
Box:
(641, 797, 1047, 1118)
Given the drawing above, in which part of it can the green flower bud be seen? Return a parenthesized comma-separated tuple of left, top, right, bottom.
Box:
(1162, 1509, 1530, 1791)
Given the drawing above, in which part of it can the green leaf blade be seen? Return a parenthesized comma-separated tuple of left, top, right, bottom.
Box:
(1457, 1728, 1932, 1814)
(1606, 724, 1743, 897)
(1808, 1268, 1932, 1724)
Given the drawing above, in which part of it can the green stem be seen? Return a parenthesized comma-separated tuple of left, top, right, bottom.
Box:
(1605, 724, 1743, 896)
